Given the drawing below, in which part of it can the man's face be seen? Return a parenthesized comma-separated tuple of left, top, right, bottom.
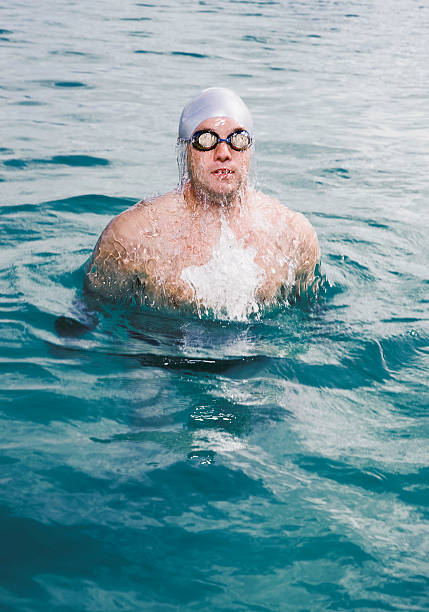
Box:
(187, 116, 251, 202)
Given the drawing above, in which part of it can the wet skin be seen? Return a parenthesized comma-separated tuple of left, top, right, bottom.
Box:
(85, 117, 320, 309)
(186, 117, 251, 203)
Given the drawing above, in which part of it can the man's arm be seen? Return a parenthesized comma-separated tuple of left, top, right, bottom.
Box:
(292, 213, 320, 298)
(84, 215, 145, 301)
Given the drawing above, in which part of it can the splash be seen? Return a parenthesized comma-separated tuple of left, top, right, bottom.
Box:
(176, 139, 189, 189)
(181, 217, 265, 321)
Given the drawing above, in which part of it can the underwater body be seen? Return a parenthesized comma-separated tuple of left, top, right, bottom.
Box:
(1, 1, 429, 610)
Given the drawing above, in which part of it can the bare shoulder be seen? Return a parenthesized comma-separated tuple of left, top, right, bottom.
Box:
(95, 191, 180, 256)
(252, 190, 320, 273)
(253, 190, 316, 235)
(85, 191, 180, 297)
(285, 206, 318, 246)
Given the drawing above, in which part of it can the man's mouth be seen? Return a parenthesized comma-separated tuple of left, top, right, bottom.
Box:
(212, 168, 233, 176)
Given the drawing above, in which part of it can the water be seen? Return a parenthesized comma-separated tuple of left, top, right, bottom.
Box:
(1, 0, 429, 610)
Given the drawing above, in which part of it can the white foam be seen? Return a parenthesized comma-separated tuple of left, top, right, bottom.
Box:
(181, 218, 265, 321)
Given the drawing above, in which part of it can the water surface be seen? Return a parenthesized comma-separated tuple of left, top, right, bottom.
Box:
(1, 1, 428, 610)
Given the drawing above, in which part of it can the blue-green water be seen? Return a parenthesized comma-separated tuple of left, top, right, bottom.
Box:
(1, 1, 429, 610)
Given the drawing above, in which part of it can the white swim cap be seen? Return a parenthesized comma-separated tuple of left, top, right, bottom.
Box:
(178, 87, 253, 140)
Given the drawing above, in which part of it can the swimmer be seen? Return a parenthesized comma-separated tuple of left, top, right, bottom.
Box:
(85, 87, 320, 313)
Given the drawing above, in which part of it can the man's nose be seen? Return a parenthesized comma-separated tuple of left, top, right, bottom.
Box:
(214, 141, 232, 161)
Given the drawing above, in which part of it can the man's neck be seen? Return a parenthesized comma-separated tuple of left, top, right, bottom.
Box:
(183, 181, 249, 220)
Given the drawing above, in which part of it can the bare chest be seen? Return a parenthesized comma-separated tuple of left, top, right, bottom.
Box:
(139, 216, 295, 304)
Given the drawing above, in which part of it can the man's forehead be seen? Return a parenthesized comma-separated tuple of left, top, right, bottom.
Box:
(194, 116, 244, 133)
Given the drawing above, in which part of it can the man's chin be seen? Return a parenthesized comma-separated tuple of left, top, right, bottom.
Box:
(193, 179, 246, 204)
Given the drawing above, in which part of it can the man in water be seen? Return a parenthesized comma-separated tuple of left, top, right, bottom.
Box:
(85, 88, 320, 316)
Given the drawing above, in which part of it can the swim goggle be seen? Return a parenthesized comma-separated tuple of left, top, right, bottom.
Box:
(183, 129, 253, 152)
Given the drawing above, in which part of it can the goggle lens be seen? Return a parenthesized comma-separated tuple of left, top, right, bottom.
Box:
(191, 130, 252, 151)
(196, 131, 218, 150)
(230, 131, 251, 150)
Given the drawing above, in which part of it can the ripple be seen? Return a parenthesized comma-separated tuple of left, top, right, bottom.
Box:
(228, 73, 253, 78)
(134, 49, 164, 55)
(320, 167, 351, 179)
(272, 331, 428, 390)
(37, 80, 89, 88)
(49, 50, 100, 59)
(242, 34, 268, 43)
(0, 29, 13, 41)
(15, 100, 45, 106)
(128, 31, 152, 38)
(120, 17, 152, 21)
(294, 454, 428, 508)
(171, 51, 206, 58)
(326, 253, 375, 282)
(42, 194, 135, 214)
(3, 155, 110, 169)
(50, 155, 109, 167)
